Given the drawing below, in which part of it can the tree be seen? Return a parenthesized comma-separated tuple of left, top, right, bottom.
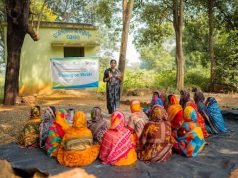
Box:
(47, 0, 97, 23)
(0, 0, 6, 63)
(4, 0, 39, 105)
(134, 0, 185, 89)
(185, 0, 238, 91)
(118, 0, 134, 94)
(208, 0, 215, 90)
(173, 0, 184, 89)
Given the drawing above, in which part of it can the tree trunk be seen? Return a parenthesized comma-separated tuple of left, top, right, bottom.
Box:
(208, 0, 215, 91)
(4, 0, 38, 105)
(118, 0, 134, 95)
(173, 0, 185, 90)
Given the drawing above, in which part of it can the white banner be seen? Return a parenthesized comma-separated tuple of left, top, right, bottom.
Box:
(50, 57, 99, 89)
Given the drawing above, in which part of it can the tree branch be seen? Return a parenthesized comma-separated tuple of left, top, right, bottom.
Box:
(36, 0, 48, 33)
(27, 25, 39, 41)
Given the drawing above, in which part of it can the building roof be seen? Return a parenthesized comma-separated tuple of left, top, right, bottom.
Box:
(1, 21, 97, 30)
(39, 21, 97, 30)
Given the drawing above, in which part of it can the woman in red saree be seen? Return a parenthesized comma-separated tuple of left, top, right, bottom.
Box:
(100, 111, 137, 166)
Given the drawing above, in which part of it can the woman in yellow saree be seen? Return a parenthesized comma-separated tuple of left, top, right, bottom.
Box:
(17, 106, 42, 147)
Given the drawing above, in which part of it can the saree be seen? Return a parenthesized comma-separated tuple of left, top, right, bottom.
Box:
(206, 97, 227, 133)
(167, 95, 184, 130)
(39, 106, 56, 149)
(17, 106, 42, 147)
(103, 68, 121, 114)
(100, 111, 137, 166)
(138, 105, 172, 163)
(88, 107, 108, 144)
(186, 101, 210, 138)
(127, 100, 149, 144)
(57, 112, 100, 167)
(179, 89, 192, 109)
(173, 106, 205, 157)
(45, 109, 70, 157)
(194, 91, 220, 134)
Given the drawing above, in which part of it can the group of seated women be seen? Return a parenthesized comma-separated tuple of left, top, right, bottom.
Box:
(17, 89, 227, 167)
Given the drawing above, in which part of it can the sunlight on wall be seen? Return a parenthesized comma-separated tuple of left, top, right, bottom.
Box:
(18, 25, 98, 95)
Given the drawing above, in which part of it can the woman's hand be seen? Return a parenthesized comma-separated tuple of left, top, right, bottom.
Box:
(117, 72, 122, 80)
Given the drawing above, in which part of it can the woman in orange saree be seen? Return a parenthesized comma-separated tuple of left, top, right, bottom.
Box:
(57, 112, 100, 167)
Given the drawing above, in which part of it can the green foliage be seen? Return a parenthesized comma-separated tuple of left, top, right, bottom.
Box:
(153, 70, 177, 92)
(123, 70, 154, 90)
(184, 13, 209, 68)
(185, 67, 210, 91)
(95, 0, 115, 27)
(97, 26, 120, 60)
(108, 68, 210, 93)
(97, 68, 106, 93)
(123, 69, 177, 92)
(47, 0, 97, 23)
(97, 66, 212, 94)
(139, 44, 175, 70)
(215, 30, 238, 91)
(30, 0, 57, 22)
(215, 0, 238, 31)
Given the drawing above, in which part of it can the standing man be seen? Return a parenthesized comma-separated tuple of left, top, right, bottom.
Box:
(103, 59, 122, 114)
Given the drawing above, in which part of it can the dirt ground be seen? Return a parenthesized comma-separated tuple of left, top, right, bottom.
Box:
(0, 89, 237, 145)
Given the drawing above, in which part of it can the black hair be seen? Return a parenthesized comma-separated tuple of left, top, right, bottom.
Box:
(110, 59, 117, 64)
(168, 94, 173, 101)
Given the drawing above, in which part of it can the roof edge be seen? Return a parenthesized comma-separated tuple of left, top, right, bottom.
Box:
(1, 21, 98, 30)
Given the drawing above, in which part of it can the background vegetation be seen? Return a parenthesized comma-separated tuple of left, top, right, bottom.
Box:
(0, 0, 237, 102)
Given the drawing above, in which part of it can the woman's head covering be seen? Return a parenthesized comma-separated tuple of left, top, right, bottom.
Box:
(167, 95, 183, 127)
(58, 109, 71, 123)
(205, 97, 217, 107)
(30, 106, 41, 118)
(100, 110, 134, 165)
(39, 106, 56, 148)
(205, 97, 226, 133)
(179, 89, 191, 108)
(49, 106, 56, 116)
(194, 90, 205, 103)
(42, 106, 56, 120)
(153, 90, 162, 98)
(150, 105, 168, 122)
(91, 107, 103, 122)
(168, 95, 179, 105)
(73, 112, 87, 128)
(55, 109, 70, 130)
(110, 111, 126, 130)
(184, 106, 197, 122)
(180, 89, 190, 101)
(130, 100, 142, 113)
(88, 107, 108, 144)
